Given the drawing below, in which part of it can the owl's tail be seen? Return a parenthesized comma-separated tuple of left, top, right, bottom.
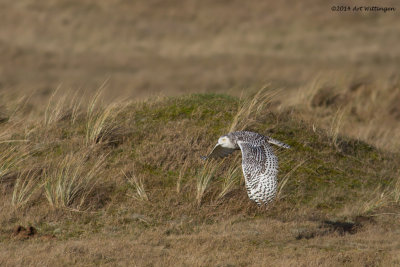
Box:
(267, 137, 291, 149)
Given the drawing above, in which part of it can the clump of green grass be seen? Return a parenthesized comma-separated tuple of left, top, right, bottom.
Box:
(44, 152, 106, 210)
(12, 169, 41, 209)
(85, 91, 126, 146)
(0, 146, 28, 181)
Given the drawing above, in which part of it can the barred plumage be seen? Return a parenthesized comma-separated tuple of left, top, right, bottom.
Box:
(202, 131, 290, 205)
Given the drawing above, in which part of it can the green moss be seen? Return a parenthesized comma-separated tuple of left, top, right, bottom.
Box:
(133, 94, 232, 122)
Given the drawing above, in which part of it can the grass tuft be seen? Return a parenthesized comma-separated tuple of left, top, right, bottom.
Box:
(0, 146, 28, 181)
(85, 93, 126, 146)
(12, 169, 41, 209)
(196, 160, 221, 206)
(44, 152, 105, 210)
(123, 167, 149, 202)
(229, 86, 279, 132)
(44, 87, 83, 127)
(217, 154, 241, 201)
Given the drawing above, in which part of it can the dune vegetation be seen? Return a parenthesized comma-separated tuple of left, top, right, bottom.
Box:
(1, 0, 400, 265)
(1, 83, 400, 266)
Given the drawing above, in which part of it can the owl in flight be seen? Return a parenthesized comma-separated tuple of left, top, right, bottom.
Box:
(202, 131, 290, 205)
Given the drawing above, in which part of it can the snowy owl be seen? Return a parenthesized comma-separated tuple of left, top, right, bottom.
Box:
(202, 131, 290, 205)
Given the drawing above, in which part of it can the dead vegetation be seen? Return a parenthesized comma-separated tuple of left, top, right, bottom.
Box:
(282, 77, 400, 153)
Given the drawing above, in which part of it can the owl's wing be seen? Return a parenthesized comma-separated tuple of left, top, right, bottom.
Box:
(267, 137, 291, 149)
(237, 141, 278, 205)
(201, 144, 236, 160)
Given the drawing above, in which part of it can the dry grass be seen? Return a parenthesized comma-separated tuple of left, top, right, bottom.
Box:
(0, 1, 399, 263)
(229, 86, 279, 132)
(276, 158, 308, 200)
(0, 90, 399, 266)
(176, 158, 189, 194)
(2, 0, 398, 104)
(328, 108, 346, 150)
(359, 171, 400, 215)
(1, 217, 400, 266)
(86, 103, 121, 146)
(85, 91, 125, 146)
(123, 167, 149, 202)
(44, 88, 82, 127)
(196, 160, 221, 206)
(43, 152, 105, 210)
(44, 87, 69, 127)
(281, 77, 400, 153)
(392, 174, 400, 204)
(11, 170, 41, 209)
(0, 146, 29, 181)
(217, 155, 242, 201)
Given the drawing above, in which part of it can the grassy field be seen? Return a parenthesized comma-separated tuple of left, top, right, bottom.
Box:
(1, 0, 400, 266)
(0, 88, 400, 266)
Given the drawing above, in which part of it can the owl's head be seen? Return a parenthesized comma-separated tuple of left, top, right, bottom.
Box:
(218, 135, 236, 149)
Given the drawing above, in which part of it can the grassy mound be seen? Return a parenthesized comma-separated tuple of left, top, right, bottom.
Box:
(1, 91, 399, 265)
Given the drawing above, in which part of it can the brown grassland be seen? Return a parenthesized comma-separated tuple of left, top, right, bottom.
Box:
(1, 0, 400, 266)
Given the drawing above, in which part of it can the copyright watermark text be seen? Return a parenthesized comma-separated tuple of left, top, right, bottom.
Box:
(331, 6, 396, 12)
